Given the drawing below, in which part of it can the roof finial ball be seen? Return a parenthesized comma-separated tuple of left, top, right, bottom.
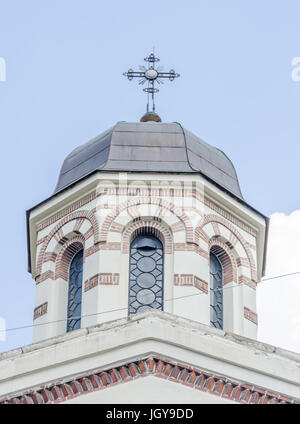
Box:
(123, 51, 180, 122)
(140, 111, 162, 123)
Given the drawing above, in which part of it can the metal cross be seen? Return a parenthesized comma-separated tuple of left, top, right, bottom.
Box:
(123, 52, 180, 113)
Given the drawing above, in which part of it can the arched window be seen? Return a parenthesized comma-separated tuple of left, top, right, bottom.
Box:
(210, 252, 223, 329)
(67, 249, 83, 332)
(129, 233, 164, 315)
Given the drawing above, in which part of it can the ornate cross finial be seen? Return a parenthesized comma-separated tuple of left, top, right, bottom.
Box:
(123, 52, 180, 114)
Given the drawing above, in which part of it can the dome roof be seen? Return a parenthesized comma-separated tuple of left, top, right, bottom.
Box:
(54, 121, 243, 200)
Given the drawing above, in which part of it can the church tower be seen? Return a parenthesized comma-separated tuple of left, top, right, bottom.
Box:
(2, 54, 299, 405)
(27, 115, 267, 343)
(27, 53, 267, 344)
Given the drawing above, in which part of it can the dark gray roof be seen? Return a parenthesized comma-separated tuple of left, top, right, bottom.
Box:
(54, 121, 243, 200)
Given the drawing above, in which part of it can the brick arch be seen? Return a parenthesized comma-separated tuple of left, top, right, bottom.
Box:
(100, 197, 193, 244)
(196, 215, 256, 282)
(36, 210, 98, 278)
(209, 239, 238, 285)
(55, 235, 85, 281)
(122, 219, 173, 254)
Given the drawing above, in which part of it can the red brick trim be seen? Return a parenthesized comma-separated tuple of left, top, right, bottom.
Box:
(197, 215, 257, 282)
(212, 222, 221, 237)
(74, 218, 85, 232)
(100, 197, 193, 244)
(198, 229, 210, 243)
(98, 186, 201, 200)
(229, 232, 238, 248)
(0, 356, 295, 404)
(36, 236, 47, 246)
(204, 198, 257, 237)
(122, 219, 173, 254)
(110, 222, 125, 233)
(33, 302, 48, 320)
(84, 227, 94, 241)
(170, 221, 185, 232)
(36, 211, 98, 278)
(174, 274, 208, 294)
(55, 236, 85, 281)
(236, 258, 250, 268)
(84, 273, 120, 291)
(239, 275, 257, 290)
(246, 241, 256, 251)
(209, 240, 238, 285)
(37, 191, 97, 232)
(244, 307, 258, 325)
(43, 252, 57, 264)
(36, 271, 54, 285)
(84, 242, 121, 258)
(53, 228, 64, 243)
(174, 242, 209, 259)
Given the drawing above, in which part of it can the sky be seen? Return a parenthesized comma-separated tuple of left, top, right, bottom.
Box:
(0, 0, 299, 353)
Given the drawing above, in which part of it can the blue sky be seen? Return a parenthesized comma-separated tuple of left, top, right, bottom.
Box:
(0, 0, 299, 352)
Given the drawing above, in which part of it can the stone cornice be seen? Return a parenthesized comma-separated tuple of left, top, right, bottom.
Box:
(0, 355, 296, 404)
(0, 311, 300, 399)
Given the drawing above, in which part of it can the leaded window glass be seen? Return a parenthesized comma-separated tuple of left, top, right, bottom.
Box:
(67, 249, 83, 332)
(210, 252, 223, 329)
(129, 234, 163, 315)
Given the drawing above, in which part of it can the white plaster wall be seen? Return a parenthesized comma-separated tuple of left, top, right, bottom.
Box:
(99, 250, 121, 273)
(243, 285, 257, 312)
(97, 286, 125, 324)
(223, 283, 244, 336)
(34, 280, 48, 307)
(47, 278, 68, 338)
(244, 319, 257, 340)
(32, 314, 48, 344)
(173, 286, 209, 324)
(82, 286, 99, 328)
(84, 251, 101, 279)
(173, 252, 207, 276)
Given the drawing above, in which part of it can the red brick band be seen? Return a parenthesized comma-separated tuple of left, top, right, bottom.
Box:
(37, 191, 98, 232)
(35, 271, 54, 285)
(210, 240, 238, 285)
(239, 275, 257, 290)
(0, 356, 295, 404)
(84, 242, 121, 258)
(196, 215, 257, 282)
(84, 273, 120, 291)
(236, 257, 250, 267)
(204, 198, 257, 237)
(100, 197, 193, 244)
(55, 236, 85, 281)
(244, 307, 258, 325)
(174, 243, 209, 259)
(174, 274, 208, 294)
(122, 219, 173, 254)
(33, 302, 48, 320)
(36, 211, 99, 278)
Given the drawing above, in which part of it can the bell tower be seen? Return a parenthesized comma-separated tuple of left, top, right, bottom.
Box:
(26, 53, 268, 344)
(27, 122, 267, 344)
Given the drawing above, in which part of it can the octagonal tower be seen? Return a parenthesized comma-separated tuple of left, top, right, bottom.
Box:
(27, 117, 268, 343)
